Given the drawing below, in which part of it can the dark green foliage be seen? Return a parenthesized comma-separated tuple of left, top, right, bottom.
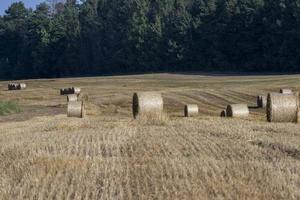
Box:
(0, 101, 21, 115)
(1, 0, 300, 79)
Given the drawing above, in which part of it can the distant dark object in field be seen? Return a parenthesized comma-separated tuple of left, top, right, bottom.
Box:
(280, 89, 293, 94)
(257, 95, 267, 108)
(67, 94, 78, 102)
(132, 92, 163, 119)
(60, 88, 73, 95)
(226, 104, 249, 118)
(60, 87, 80, 95)
(67, 101, 85, 118)
(8, 83, 26, 90)
(220, 110, 226, 117)
(267, 93, 298, 123)
(184, 104, 198, 117)
(8, 83, 18, 90)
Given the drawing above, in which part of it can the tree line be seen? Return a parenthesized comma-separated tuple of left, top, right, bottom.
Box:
(1, 0, 300, 79)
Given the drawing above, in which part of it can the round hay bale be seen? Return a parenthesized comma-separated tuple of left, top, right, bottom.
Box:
(19, 83, 26, 90)
(60, 88, 73, 95)
(8, 83, 13, 90)
(8, 83, 18, 90)
(73, 87, 81, 94)
(266, 93, 299, 122)
(257, 95, 267, 108)
(16, 84, 21, 90)
(60, 88, 67, 95)
(226, 104, 249, 118)
(67, 101, 85, 118)
(13, 83, 18, 90)
(132, 92, 163, 119)
(67, 94, 78, 102)
(280, 89, 293, 94)
(184, 104, 198, 117)
(220, 110, 226, 117)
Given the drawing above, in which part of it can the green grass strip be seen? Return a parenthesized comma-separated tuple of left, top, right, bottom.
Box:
(0, 101, 21, 116)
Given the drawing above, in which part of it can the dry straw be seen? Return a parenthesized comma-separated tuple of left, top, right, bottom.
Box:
(78, 93, 89, 102)
(257, 95, 267, 108)
(67, 94, 78, 102)
(184, 104, 198, 117)
(226, 104, 249, 118)
(280, 89, 293, 94)
(132, 92, 163, 119)
(266, 93, 299, 122)
(220, 110, 226, 117)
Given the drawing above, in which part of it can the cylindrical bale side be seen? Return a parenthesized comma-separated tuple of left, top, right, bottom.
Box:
(220, 110, 226, 117)
(257, 95, 267, 108)
(226, 104, 249, 118)
(67, 101, 85, 118)
(67, 94, 78, 102)
(73, 87, 81, 94)
(184, 104, 198, 117)
(266, 93, 299, 122)
(132, 92, 163, 119)
(19, 83, 26, 90)
(261, 96, 267, 108)
(280, 89, 293, 94)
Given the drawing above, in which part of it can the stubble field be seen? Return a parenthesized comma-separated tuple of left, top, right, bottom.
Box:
(0, 73, 299, 200)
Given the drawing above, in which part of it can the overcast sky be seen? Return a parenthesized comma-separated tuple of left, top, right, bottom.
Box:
(0, 0, 45, 15)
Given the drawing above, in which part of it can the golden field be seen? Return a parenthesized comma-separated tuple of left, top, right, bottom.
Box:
(0, 73, 299, 200)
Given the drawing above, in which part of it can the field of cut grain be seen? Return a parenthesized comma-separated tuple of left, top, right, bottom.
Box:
(0, 73, 300, 200)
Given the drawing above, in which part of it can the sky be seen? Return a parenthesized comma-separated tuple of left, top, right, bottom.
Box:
(0, 0, 45, 15)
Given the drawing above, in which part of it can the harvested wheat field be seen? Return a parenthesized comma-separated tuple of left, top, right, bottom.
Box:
(0, 73, 300, 200)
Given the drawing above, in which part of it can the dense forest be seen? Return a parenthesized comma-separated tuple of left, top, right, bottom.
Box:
(1, 0, 300, 79)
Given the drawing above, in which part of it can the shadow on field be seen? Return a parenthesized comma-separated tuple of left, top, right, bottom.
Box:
(0, 105, 65, 123)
